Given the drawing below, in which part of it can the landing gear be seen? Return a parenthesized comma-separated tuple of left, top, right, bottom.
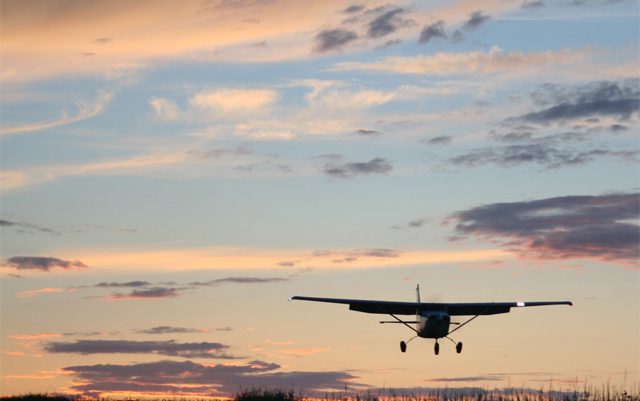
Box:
(456, 342, 463, 354)
(399, 336, 417, 353)
(434, 341, 440, 355)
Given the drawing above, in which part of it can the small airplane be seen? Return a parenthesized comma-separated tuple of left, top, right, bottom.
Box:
(290, 285, 572, 355)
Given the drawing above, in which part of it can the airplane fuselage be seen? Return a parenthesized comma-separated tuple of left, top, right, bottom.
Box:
(417, 312, 450, 338)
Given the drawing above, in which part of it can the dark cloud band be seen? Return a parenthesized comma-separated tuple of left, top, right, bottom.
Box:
(449, 192, 640, 266)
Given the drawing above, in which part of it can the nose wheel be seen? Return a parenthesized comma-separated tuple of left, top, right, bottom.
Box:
(400, 341, 407, 353)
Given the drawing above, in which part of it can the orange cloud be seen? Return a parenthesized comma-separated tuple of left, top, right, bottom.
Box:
(279, 347, 331, 357)
(1, 0, 348, 82)
(2, 350, 26, 357)
(16, 287, 66, 298)
(10, 333, 64, 340)
(67, 246, 511, 272)
(1, 0, 532, 83)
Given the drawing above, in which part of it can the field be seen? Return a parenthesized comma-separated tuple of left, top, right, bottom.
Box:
(2, 387, 639, 401)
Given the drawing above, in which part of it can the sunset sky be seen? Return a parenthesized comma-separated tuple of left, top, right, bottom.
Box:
(1, 0, 639, 397)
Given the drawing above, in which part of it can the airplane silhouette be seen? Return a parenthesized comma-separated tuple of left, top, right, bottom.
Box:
(290, 285, 572, 354)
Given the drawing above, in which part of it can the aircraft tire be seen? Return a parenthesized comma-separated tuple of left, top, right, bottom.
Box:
(400, 341, 407, 353)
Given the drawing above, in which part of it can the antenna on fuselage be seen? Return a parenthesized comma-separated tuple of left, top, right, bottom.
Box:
(416, 284, 421, 304)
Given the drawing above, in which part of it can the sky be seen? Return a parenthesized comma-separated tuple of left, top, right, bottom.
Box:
(1, 0, 639, 397)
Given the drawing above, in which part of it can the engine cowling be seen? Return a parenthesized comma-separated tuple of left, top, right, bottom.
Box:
(418, 312, 451, 338)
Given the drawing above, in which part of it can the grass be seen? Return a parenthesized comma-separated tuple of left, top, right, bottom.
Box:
(1, 387, 639, 401)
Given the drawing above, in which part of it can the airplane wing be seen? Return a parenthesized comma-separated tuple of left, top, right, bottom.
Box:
(289, 296, 572, 316)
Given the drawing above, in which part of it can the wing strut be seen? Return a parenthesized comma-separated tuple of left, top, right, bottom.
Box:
(378, 305, 418, 334)
(447, 307, 491, 336)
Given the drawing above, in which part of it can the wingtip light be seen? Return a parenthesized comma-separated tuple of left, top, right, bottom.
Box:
(517, 301, 525, 307)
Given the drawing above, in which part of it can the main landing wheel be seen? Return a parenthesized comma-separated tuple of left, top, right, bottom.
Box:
(434, 341, 440, 355)
(400, 341, 407, 353)
(456, 342, 463, 354)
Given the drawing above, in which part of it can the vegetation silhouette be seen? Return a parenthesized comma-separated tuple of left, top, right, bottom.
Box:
(1, 387, 639, 401)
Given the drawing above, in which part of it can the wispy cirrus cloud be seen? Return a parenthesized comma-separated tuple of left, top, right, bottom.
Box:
(0, 219, 61, 235)
(330, 47, 589, 76)
(1, 91, 113, 136)
(448, 192, 640, 267)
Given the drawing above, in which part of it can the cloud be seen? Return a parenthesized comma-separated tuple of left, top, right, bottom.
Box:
(1, 1, 350, 82)
(1, 91, 113, 136)
(343, 4, 365, 14)
(103, 287, 180, 300)
(367, 8, 411, 39)
(356, 129, 382, 136)
(323, 157, 392, 178)
(448, 192, 640, 266)
(63, 359, 364, 397)
(1, 151, 189, 192)
(428, 375, 503, 383)
(279, 347, 331, 357)
(45, 339, 236, 359)
(149, 97, 179, 121)
(419, 21, 447, 44)
(462, 11, 491, 30)
(315, 248, 400, 264)
(308, 88, 395, 110)
(95, 281, 151, 288)
(314, 29, 358, 53)
(189, 276, 289, 286)
(450, 143, 637, 169)
(426, 135, 452, 145)
(189, 146, 252, 160)
(3, 256, 88, 272)
(521, 0, 545, 9)
(0, 219, 61, 235)
(391, 218, 430, 230)
(10, 332, 64, 340)
(517, 80, 640, 125)
(136, 326, 203, 335)
(66, 246, 510, 272)
(16, 287, 66, 298)
(189, 88, 278, 116)
(331, 47, 588, 76)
